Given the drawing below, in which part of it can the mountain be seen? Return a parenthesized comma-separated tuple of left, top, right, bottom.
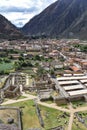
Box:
(0, 14, 23, 39)
(22, 0, 87, 39)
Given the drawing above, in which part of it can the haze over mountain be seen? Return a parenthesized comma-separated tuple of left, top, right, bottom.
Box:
(0, 14, 23, 39)
(22, 0, 87, 39)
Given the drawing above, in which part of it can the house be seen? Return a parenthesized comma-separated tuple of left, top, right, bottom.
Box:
(20, 44, 26, 50)
(80, 60, 87, 70)
(69, 66, 82, 73)
(8, 54, 20, 59)
(82, 62, 87, 69)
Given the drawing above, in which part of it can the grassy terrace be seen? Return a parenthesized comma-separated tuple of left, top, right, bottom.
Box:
(5, 100, 40, 130)
(72, 123, 87, 130)
(21, 67, 34, 74)
(0, 62, 14, 72)
(72, 110, 87, 130)
(72, 116, 87, 130)
(0, 109, 18, 126)
(40, 104, 69, 130)
(5, 100, 69, 130)
(71, 100, 87, 108)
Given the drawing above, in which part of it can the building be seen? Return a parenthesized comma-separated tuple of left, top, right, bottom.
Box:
(53, 74, 87, 105)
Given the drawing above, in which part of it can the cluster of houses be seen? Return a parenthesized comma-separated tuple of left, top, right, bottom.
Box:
(0, 38, 87, 105)
(0, 39, 86, 69)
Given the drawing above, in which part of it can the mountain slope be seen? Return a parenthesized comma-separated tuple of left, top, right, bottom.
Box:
(0, 14, 23, 39)
(22, 0, 87, 39)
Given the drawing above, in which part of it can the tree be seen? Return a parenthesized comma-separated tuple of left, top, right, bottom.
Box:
(0, 58, 3, 63)
(37, 67, 45, 77)
(3, 58, 11, 63)
(34, 55, 41, 61)
(14, 61, 21, 70)
(19, 56, 24, 61)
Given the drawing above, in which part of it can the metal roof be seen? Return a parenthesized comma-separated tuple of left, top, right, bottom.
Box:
(80, 79, 87, 83)
(57, 76, 87, 81)
(68, 89, 87, 96)
(59, 80, 79, 85)
(63, 85, 84, 91)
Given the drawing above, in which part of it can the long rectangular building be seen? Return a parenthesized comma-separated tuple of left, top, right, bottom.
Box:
(57, 76, 87, 81)
(68, 90, 87, 96)
(80, 79, 87, 83)
(63, 84, 84, 91)
(56, 74, 87, 103)
(59, 80, 79, 85)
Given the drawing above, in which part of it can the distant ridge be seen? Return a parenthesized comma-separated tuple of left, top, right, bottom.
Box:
(22, 0, 87, 39)
(0, 14, 23, 39)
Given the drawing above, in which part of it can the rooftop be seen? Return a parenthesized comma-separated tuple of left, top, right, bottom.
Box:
(68, 89, 87, 96)
(59, 80, 79, 85)
(63, 84, 84, 91)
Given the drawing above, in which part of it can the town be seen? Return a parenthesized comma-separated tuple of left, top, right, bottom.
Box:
(0, 38, 87, 130)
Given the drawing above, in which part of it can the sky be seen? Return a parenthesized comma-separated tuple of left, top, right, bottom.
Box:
(0, 0, 57, 27)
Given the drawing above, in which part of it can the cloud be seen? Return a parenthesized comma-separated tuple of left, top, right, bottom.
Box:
(0, 0, 57, 27)
(0, 6, 39, 13)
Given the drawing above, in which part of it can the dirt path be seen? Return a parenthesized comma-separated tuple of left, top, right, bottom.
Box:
(67, 104, 87, 130)
(38, 101, 70, 112)
(67, 103, 74, 130)
(68, 112, 74, 130)
(74, 106, 87, 112)
(1, 93, 36, 105)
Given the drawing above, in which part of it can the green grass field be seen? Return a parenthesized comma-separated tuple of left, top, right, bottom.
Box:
(0, 62, 14, 72)
(72, 110, 87, 130)
(5, 100, 69, 130)
(72, 123, 87, 130)
(72, 117, 87, 130)
(5, 100, 41, 130)
(40, 104, 69, 130)
(71, 100, 87, 108)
